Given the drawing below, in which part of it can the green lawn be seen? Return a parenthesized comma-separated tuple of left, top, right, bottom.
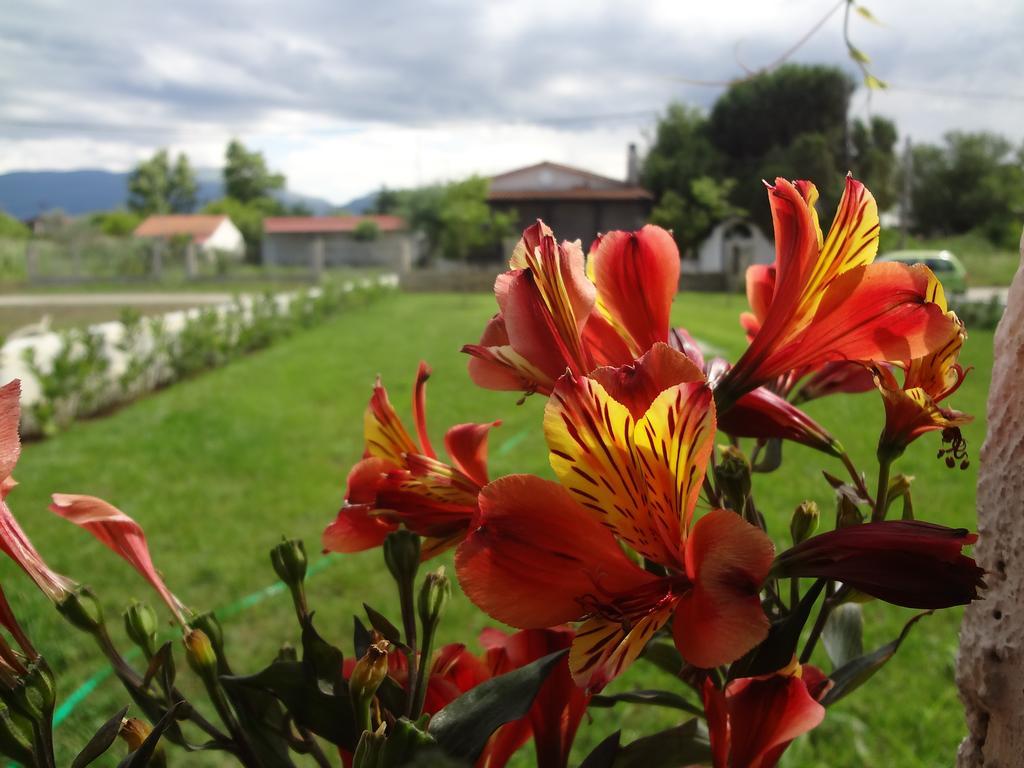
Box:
(2, 291, 990, 767)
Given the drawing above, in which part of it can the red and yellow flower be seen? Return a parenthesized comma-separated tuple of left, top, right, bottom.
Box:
(873, 315, 971, 463)
(702, 661, 829, 768)
(463, 221, 680, 395)
(456, 348, 775, 689)
(718, 176, 955, 406)
(323, 362, 499, 560)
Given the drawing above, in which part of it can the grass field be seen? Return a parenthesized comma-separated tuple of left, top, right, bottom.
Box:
(2, 291, 990, 767)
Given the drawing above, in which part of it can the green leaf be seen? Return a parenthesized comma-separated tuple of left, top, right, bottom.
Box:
(730, 579, 825, 679)
(142, 643, 174, 690)
(865, 74, 888, 90)
(362, 603, 407, 650)
(822, 603, 864, 670)
(353, 616, 372, 659)
(590, 690, 703, 716)
(72, 706, 129, 768)
(822, 611, 932, 706)
(580, 731, 621, 768)
(613, 719, 712, 768)
(855, 4, 881, 23)
(848, 45, 871, 65)
(428, 649, 567, 763)
(301, 613, 345, 694)
(222, 660, 358, 748)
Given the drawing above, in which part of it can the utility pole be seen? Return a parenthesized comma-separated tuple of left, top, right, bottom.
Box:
(899, 136, 913, 249)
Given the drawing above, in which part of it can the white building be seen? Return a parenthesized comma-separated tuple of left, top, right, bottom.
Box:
(133, 215, 245, 260)
(685, 218, 776, 291)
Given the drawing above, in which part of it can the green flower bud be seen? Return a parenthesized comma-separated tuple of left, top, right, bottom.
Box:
(124, 601, 159, 655)
(417, 566, 451, 631)
(189, 612, 224, 657)
(790, 501, 820, 545)
(383, 529, 421, 587)
(352, 723, 386, 768)
(714, 446, 752, 511)
(183, 629, 217, 677)
(56, 587, 104, 634)
(270, 538, 308, 588)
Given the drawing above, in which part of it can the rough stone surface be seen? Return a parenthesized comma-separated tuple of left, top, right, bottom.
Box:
(957, 229, 1024, 767)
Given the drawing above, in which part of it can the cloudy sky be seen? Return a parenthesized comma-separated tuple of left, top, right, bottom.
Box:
(1, 0, 1021, 204)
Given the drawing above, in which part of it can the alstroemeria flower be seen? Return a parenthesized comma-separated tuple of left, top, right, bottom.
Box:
(457, 349, 774, 689)
(791, 360, 877, 404)
(463, 221, 680, 395)
(49, 494, 190, 625)
(773, 520, 985, 609)
(702, 663, 829, 768)
(480, 627, 589, 768)
(323, 362, 499, 559)
(0, 380, 77, 603)
(874, 316, 972, 462)
(717, 176, 954, 406)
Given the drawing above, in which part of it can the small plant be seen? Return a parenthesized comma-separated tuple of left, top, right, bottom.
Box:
(352, 219, 380, 242)
(22, 328, 110, 435)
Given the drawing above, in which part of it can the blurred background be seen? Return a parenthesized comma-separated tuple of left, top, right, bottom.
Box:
(0, 1, 1020, 766)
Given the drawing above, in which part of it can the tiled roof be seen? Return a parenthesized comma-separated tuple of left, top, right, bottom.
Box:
(133, 215, 228, 242)
(264, 215, 407, 234)
(487, 187, 653, 202)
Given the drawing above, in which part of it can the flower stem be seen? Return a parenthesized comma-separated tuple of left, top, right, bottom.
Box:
(396, 579, 419, 717)
(839, 450, 874, 504)
(411, 621, 437, 720)
(872, 456, 893, 521)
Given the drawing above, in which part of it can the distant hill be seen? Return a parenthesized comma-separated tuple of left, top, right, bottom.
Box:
(0, 169, 337, 219)
(339, 190, 379, 214)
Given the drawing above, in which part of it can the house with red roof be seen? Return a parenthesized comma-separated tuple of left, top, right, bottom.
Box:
(486, 145, 653, 246)
(133, 214, 245, 259)
(262, 215, 415, 271)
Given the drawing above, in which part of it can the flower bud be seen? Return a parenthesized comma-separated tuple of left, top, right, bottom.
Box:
(119, 717, 167, 768)
(183, 629, 217, 677)
(124, 601, 159, 655)
(119, 717, 152, 751)
(350, 639, 390, 732)
(56, 587, 104, 634)
(270, 538, 308, 588)
(352, 722, 387, 768)
(417, 566, 451, 630)
(276, 642, 297, 662)
(189, 612, 224, 657)
(383, 529, 421, 587)
(714, 446, 751, 511)
(835, 493, 864, 529)
(790, 501, 819, 545)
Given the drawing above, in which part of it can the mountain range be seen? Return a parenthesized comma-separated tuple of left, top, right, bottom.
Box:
(0, 169, 374, 219)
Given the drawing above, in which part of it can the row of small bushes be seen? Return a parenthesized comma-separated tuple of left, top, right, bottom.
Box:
(949, 294, 1006, 331)
(11, 277, 396, 437)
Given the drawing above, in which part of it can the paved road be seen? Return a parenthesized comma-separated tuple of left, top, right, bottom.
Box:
(0, 292, 235, 308)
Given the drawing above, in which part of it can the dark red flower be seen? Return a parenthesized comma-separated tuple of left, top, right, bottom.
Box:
(773, 520, 985, 608)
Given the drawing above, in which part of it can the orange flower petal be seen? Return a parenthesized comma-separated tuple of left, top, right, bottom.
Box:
(569, 604, 675, 691)
(674, 509, 773, 668)
(0, 380, 20, 491)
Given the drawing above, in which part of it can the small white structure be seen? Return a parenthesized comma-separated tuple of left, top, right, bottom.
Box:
(133, 215, 245, 260)
(686, 218, 776, 291)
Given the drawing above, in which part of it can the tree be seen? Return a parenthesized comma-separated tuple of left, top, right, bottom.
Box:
(709, 64, 855, 229)
(223, 140, 285, 203)
(850, 116, 899, 211)
(396, 177, 515, 262)
(372, 186, 402, 215)
(642, 104, 735, 251)
(88, 210, 142, 236)
(909, 132, 1024, 247)
(649, 178, 745, 254)
(168, 154, 198, 213)
(127, 149, 198, 215)
(0, 211, 30, 239)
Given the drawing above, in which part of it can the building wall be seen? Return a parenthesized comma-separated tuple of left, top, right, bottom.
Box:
(490, 199, 651, 247)
(201, 220, 245, 259)
(264, 231, 414, 271)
